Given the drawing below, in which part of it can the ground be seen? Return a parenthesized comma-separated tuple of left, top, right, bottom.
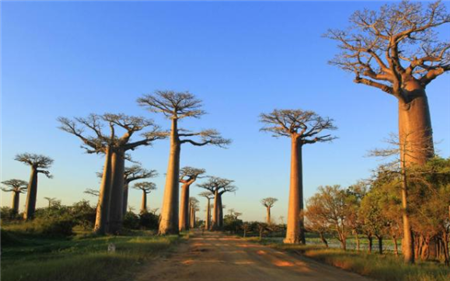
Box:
(135, 230, 371, 281)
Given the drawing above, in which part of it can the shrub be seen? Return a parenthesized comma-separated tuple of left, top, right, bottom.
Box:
(123, 211, 140, 229)
(139, 211, 159, 230)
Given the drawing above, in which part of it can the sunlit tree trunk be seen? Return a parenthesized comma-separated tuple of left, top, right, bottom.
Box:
(211, 189, 219, 230)
(108, 149, 125, 234)
(205, 198, 211, 230)
(23, 167, 38, 220)
(12, 191, 20, 215)
(179, 183, 190, 231)
(159, 119, 181, 235)
(217, 194, 223, 228)
(284, 137, 305, 244)
(141, 190, 147, 213)
(266, 207, 271, 224)
(190, 206, 195, 228)
(94, 147, 113, 234)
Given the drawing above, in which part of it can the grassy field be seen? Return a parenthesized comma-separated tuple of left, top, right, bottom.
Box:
(1, 227, 182, 281)
(252, 237, 450, 281)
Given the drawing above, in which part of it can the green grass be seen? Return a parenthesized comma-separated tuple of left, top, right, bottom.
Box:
(256, 239, 450, 281)
(1, 227, 182, 281)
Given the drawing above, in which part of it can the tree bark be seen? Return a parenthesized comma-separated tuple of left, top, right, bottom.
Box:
(190, 207, 195, 228)
(141, 190, 147, 213)
(211, 189, 219, 230)
(179, 184, 190, 231)
(159, 119, 181, 235)
(23, 167, 38, 220)
(319, 232, 328, 248)
(368, 235, 373, 253)
(205, 198, 211, 230)
(122, 182, 129, 216)
(266, 207, 271, 224)
(108, 149, 125, 234)
(377, 236, 383, 254)
(12, 192, 20, 215)
(284, 137, 305, 244)
(398, 85, 434, 166)
(393, 236, 399, 257)
(401, 165, 415, 263)
(217, 194, 223, 228)
(94, 147, 113, 235)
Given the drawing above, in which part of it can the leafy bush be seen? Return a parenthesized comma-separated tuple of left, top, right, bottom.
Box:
(139, 211, 159, 230)
(30, 215, 76, 236)
(123, 211, 140, 229)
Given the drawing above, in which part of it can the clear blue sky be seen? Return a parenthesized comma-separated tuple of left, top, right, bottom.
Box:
(1, 1, 449, 221)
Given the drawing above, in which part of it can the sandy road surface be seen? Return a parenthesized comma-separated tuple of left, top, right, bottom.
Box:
(135, 231, 372, 281)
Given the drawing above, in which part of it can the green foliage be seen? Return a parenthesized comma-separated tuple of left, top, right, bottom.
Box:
(223, 214, 243, 233)
(123, 211, 140, 229)
(0, 207, 21, 222)
(139, 211, 159, 230)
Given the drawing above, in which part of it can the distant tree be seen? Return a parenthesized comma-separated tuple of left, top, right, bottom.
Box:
(199, 191, 214, 230)
(260, 109, 336, 244)
(84, 188, 99, 197)
(1, 179, 28, 214)
(122, 165, 157, 216)
(15, 153, 53, 220)
(133, 182, 157, 213)
(138, 91, 230, 234)
(188, 197, 199, 228)
(179, 167, 206, 231)
(198, 176, 237, 230)
(261, 197, 278, 224)
(44, 197, 59, 208)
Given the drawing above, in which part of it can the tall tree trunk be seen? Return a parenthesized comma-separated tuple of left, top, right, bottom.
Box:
(141, 190, 147, 213)
(94, 147, 113, 235)
(159, 119, 181, 235)
(284, 137, 305, 244)
(108, 149, 125, 234)
(190, 207, 195, 228)
(266, 207, 271, 224)
(368, 235, 373, 253)
(211, 189, 219, 230)
(401, 165, 415, 263)
(217, 194, 223, 228)
(12, 191, 20, 215)
(205, 198, 211, 230)
(122, 182, 129, 216)
(23, 167, 38, 220)
(179, 184, 190, 231)
(398, 86, 434, 166)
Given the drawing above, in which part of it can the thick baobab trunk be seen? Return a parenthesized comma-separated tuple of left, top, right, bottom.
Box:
(23, 167, 38, 220)
(190, 207, 195, 228)
(266, 207, 271, 224)
(179, 184, 190, 231)
(159, 119, 181, 235)
(211, 189, 219, 230)
(217, 194, 223, 228)
(12, 192, 20, 215)
(108, 149, 125, 234)
(284, 137, 305, 244)
(205, 198, 211, 230)
(122, 182, 129, 216)
(94, 147, 113, 235)
(141, 190, 147, 213)
(398, 85, 434, 166)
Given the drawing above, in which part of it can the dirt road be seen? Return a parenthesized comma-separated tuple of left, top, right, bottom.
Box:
(135, 231, 371, 281)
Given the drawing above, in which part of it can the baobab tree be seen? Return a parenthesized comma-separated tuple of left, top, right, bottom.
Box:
(15, 153, 53, 220)
(133, 182, 157, 213)
(138, 91, 231, 235)
(326, 0, 450, 168)
(122, 165, 157, 216)
(188, 197, 200, 228)
(1, 179, 28, 214)
(199, 191, 214, 230)
(58, 114, 165, 234)
(260, 109, 336, 244)
(261, 197, 278, 224)
(44, 197, 58, 208)
(198, 176, 237, 230)
(179, 166, 206, 231)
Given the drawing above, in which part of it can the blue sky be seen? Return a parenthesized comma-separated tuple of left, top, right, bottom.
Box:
(1, 1, 449, 221)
